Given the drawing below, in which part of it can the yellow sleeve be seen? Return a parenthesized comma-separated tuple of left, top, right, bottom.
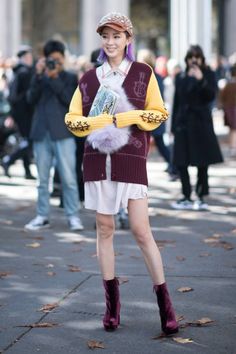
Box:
(115, 71, 168, 131)
(65, 88, 113, 137)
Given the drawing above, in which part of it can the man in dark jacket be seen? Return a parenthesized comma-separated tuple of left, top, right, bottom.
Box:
(24, 39, 83, 231)
(2, 45, 35, 178)
(171, 45, 223, 211)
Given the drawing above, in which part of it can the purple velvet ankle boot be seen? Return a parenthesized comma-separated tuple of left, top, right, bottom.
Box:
(103, 278, 120, 331)
(153, 283, 179, 335)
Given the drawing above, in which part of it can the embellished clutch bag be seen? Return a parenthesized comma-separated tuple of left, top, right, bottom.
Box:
(88, 84, 120, 116)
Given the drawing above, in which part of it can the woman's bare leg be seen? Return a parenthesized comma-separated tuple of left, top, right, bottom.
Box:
(96, 212, 115, 280)
(128, 197, 165, 285)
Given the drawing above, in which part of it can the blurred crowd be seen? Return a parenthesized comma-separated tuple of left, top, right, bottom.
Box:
(0, 40, 236, 227)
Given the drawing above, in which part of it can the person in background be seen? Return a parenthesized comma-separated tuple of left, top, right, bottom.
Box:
(65, 12, 178, 335)
(24, 39, 83, 231)
(137, 49, 178, 180)
(2, 46, 35, 179)
(171, 45, 223, 211)
(219, 64, 236, 157)
(155, 56, 168, 79)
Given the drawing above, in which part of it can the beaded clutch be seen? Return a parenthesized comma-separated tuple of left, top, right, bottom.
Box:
(89, 84, 120, 117)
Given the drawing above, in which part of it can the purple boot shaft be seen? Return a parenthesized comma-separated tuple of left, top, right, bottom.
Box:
(153, 282, 179, 335)
(103, 278, 121, 331)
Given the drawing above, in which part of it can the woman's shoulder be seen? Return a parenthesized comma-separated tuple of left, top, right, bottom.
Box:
(79, 68, 97, 83)
(132, 61, 153, 74)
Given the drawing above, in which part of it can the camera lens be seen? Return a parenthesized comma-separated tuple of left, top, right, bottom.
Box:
(45, 58, 56, 70)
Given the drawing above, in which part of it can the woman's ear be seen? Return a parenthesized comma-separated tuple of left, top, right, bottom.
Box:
(127, 36, 132, 45)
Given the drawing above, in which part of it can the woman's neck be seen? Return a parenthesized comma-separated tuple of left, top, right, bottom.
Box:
(108, 55, 125, 69)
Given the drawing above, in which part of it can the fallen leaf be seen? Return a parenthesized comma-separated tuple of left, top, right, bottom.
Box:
(203, 238, 234, 250)
(32, 263, 44, 266)
(130, 255, 142, 259)
(221, 242, 234, 250)
(212, 233, 223, 238)
(46, 264, 54, 268)
(72, 248, 82, 253)
(229, 187, 236, 195)
(188, 317, 214, 326)
(38, 303, 59, 313)
(0, 218, 12, 225)
(155, 240, 176, 248)
(152, 333, 167, 340)
(67, 265, 81, 272)
(173, 337, 193, 344)
(176, 256, 186, 262)
(0, 272, 12, 278)
(26, 242, 41, 248)
(117, 277, 129, 285)
(47, 271, 56, 276)
(199, 252, 211, 257)
(177, 287, 193, 293)
(18, 322, 59, 328)
(114, 252, 123, 256)
(176, 314, 185, 322)
(87, 340, 105, 349)
(203, 237, 220, 244)
(30, 236, 45, 240)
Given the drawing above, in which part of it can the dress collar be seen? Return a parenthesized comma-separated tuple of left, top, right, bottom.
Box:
(101, 58, 132, 78)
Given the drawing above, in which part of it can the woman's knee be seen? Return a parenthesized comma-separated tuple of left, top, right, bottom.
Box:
(132, 226, 152, 247)
(96, 215, 115, 240)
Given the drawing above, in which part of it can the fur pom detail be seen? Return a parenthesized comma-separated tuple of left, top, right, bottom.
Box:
(87, 84, 135, 154)
(87, 124, 130, 154)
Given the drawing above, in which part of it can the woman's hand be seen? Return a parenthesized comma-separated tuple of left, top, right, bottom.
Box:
(188, 64, 203, 80)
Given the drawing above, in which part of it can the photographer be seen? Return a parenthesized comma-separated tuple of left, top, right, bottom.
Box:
(171, 45, 223, 210)
(25, 39, 83, 231)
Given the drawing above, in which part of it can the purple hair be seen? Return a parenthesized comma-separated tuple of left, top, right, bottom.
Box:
(97, 43, 135, 63)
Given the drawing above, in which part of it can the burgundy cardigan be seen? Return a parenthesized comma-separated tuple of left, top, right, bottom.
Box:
(79, 62, 152, 186)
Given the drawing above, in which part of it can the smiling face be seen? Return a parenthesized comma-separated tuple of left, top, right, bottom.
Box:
(100, 26, 131, 65)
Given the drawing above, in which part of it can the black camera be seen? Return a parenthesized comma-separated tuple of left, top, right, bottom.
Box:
(45, 58, 57, 70)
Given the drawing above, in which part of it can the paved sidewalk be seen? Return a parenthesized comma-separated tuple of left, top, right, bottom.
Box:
(0, 133, 236, 353)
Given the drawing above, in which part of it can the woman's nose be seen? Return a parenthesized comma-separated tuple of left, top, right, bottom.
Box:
(107, 37, 114, 44)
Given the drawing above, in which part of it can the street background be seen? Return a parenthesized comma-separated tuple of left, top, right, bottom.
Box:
(0, 113, 236, 354)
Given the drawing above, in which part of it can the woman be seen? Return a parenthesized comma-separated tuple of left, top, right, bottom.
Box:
(171, 45, 223, 211)
(65, 12, 178, 334)
(219, 64, 236, 157)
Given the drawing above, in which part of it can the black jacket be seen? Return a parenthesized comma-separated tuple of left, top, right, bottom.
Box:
(8, 63, 34, 137)
(28, 70, 78, 141)
(172, 67, 223, 167)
